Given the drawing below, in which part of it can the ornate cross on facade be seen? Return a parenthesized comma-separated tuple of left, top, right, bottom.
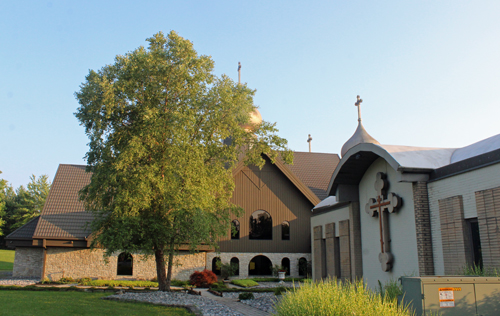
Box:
(365, 172, 402, 272)
(355, 95, 362, 122)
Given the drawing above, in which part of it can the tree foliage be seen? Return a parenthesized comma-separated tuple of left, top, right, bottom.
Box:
(74, 31, 292, 291)
(0, 174, 51, 242)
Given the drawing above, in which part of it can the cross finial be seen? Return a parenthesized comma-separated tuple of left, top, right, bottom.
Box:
(307, 134, 312, 152)
(238, 62, 241, 85)
(355, 95, 362, 122)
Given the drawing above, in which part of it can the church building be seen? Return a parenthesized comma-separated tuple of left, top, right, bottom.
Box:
(6, 106, 339, 281)
(311, 96, 500, 288)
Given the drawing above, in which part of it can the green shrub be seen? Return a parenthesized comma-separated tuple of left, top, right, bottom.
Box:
(58, 277, 76, 284)
(210, 281, 228, 290)
(171, 280, 190, 287)
(377, 279, 403, 303)
(238, 292, 255, 300)
(461, 264, 500, 277)
(274, 285, 287, 296)
(251, 277, 305, 282)
(231, 279, 258, 287)
(273, 279, 411, 316)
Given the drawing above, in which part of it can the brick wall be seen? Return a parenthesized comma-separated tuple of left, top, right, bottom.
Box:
(412, 181, 434, 275)
(439, 195, 472, 274)
(428, 163, 500, 274)
(475, 187, 500, 270)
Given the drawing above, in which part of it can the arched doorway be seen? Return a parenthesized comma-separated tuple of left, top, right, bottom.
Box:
(117, 252, 133, 276)
(230, 257, 239, 276)
(281, 257, 290, 276)
(298, 257, 308, 276)
(248, 255, 272, 276)
(212, 257, 221, 275)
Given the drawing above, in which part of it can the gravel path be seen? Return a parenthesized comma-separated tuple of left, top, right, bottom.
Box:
(223, 292, 280, 314)
(0, 276, 39, 286)
(107, 291, 245, 316)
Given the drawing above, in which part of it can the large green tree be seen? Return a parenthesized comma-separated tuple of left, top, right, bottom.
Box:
(0, 171, 7, 236)
(8, 175, 51, 231)
(75, 31, 292, 291)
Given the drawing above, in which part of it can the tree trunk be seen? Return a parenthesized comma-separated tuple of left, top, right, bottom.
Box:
(165, 240, 175, 290)
(154, 247, 169, 291)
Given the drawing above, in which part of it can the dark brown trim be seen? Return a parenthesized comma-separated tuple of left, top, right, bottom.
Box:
(430, 148, 500, 182)
(42, 248, 47, 280)
(312, 201, 350, 216)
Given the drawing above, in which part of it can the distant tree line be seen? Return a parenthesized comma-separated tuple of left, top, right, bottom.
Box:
(0, 171, 51, 248)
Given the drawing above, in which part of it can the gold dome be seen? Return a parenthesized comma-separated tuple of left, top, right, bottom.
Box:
(240, 108, 262, 132)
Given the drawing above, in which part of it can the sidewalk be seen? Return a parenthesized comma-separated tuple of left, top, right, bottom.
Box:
(198, 289, 270, 316)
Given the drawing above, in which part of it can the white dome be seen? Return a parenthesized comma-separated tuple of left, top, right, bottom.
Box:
(341, 122, 380, 157)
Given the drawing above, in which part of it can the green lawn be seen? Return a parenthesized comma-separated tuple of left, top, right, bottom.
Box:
(0, 249, 15, 270)
(0, 291, 192, 316)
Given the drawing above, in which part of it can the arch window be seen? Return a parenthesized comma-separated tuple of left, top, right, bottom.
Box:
(230, 257, 240, 276)
(117, 252, 133, 276)
(249, 210, 272, 240)
(281, 257, 290, 276)
(212, 257, 221, 275)
(282, 221, 290, 240)
(298, 257, 308, 277)
(231, 220, 240, 240)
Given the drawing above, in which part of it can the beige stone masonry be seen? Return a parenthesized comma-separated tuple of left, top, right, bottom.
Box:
(207, 252, 311, 279)
(14, 247, 206, 281)
(13, 247, 44, 278)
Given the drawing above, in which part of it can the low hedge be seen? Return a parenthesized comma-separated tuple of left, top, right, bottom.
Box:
(231, 279, 259, 287)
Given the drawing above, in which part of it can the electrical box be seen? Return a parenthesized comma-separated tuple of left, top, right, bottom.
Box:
(399, 276, 500, 316)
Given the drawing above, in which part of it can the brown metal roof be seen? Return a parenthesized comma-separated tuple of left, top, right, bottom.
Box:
(6, 216, 40, 240)
(33, 164, 93, 239)
(11, 151, 338, 241)
(286, 152, 340, 200)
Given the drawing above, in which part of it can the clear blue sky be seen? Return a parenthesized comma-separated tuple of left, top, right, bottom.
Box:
(1, 1, 500, 189)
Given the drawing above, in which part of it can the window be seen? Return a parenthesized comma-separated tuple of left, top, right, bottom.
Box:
(231, 220, 240, 240)
(298, 257, 308, 276)
(281, 257, 290, 276)
(117, 252, 133, 276)
(282, 221, 290, 240)
(466, 218, 483, 268)
(249, 210, 272, 240)
(230, 257, 240, 276)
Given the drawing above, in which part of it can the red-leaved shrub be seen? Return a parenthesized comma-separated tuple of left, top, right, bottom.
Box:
(189, 269, 217, 288)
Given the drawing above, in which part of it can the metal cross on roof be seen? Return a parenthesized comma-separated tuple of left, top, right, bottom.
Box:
(355, 95, 363, 122)
(365, 172, 402, 272)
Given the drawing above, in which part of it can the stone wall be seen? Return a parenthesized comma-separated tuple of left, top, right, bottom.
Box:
(206, 252, 311, 279)
(43, 248, 206, 281)
(13, 247, 43, 278)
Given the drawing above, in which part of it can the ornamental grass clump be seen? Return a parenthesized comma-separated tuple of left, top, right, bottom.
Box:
(273, 279, 412, 316)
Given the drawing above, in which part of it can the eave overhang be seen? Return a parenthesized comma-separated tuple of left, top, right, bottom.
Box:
(327, 143, 434, 196)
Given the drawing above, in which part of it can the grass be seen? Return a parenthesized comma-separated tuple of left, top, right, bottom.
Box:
(78, 279, 160, 288)
(231, 279, 259, 287)
(0, 290, 192, 316)
(0, 249, 15, 271)
(251, 277, 307, 282)
(273, 279, 412, 316)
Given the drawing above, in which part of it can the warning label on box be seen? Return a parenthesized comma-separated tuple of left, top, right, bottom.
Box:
(439, 288, 458, 308)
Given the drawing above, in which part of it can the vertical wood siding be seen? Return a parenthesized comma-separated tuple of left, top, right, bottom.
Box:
(218, 158, 314, 253)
